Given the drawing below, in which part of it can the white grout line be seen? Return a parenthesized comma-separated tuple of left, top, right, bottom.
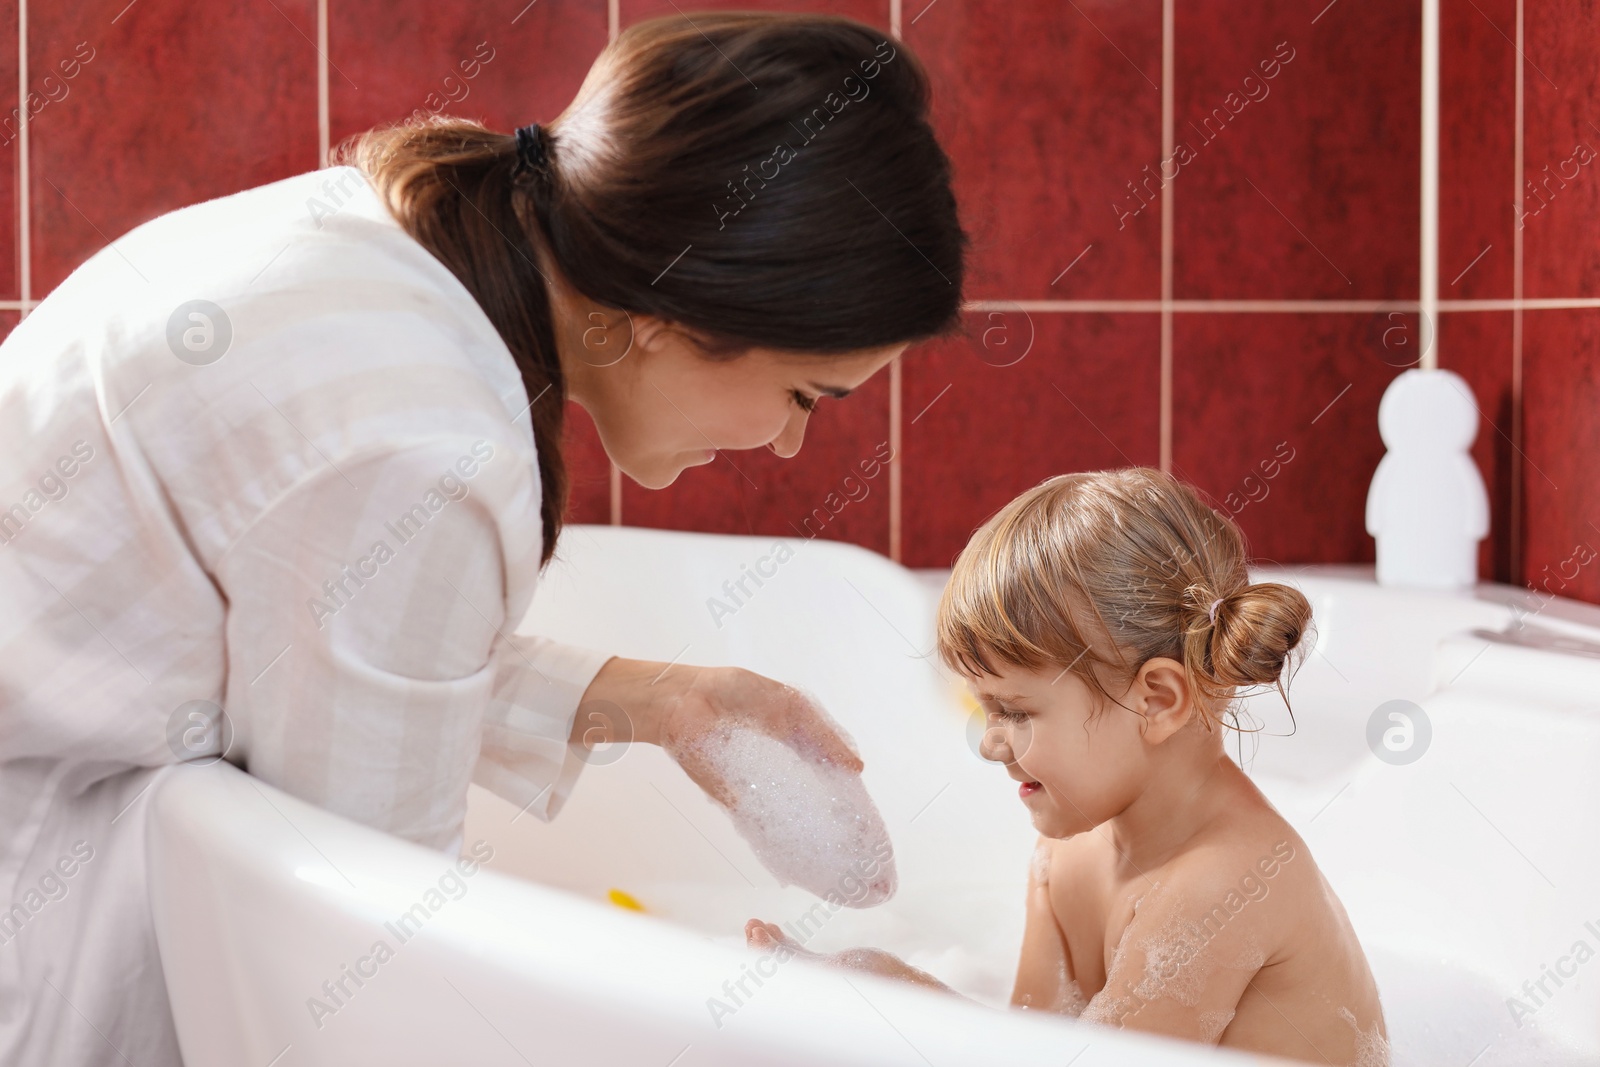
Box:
(1421, 0, 1440, 369)
(963, 298, 1600, 313)
(8, 293, 1600, 318)
(1158, 0, 1174, 473)
(17, 0, 28, 318)
(965, 299, 1322, 312)
(607, 0, 623, 525)
(889, 356, 902, 563)
(10, 293, 1600, 314)
(1448, 297, 1600, 309)
(317, 0, 329, 168)
(888, 0, 902, 560)
(1511, 0, 1525, 580)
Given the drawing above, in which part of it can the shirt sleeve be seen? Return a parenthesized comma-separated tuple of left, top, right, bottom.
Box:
(214, 434, 612, 851)
(475, 632, 615, 823)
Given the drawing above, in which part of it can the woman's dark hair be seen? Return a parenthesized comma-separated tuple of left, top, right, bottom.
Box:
(337, 12, 968, 567)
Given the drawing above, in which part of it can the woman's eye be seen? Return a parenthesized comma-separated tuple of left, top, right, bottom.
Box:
(791, 390, 817, 413)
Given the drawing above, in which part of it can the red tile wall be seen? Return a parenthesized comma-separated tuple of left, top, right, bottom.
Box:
(1520, 2, 1600, 604)
(0, 0, 15, 301)
(29, 1, 320, 295)
(903, 313, 1161, 564)
(1172, 1, 1420, 301)
(7, 0, 1596, 602)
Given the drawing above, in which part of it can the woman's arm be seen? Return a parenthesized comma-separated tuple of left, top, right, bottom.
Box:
(217, 433, 868, 849)
(217, 436, 524, 850)
(573, 657, 865, 806)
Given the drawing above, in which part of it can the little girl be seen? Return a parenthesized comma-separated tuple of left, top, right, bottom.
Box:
(746, 467, 1390, 1065)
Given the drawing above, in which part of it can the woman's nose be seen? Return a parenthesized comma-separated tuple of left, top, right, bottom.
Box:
(767, 409, 807, 459)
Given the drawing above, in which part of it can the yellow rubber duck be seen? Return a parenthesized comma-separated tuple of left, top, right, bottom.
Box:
(607, 888, 645, 912)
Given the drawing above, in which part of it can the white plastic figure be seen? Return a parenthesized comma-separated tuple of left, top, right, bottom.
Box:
(1366, 368, 1490, 589)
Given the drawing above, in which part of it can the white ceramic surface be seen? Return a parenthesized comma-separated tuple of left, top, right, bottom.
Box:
(149, 525, 1600, 1066)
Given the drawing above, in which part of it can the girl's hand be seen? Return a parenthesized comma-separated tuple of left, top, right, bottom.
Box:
(576, 659, 864, 808)
(745, 920, 957, 993)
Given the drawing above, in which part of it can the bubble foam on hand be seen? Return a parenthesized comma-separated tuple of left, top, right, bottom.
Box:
(676, 721, 897, 907)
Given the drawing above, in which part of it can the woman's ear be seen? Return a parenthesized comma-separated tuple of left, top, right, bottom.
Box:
(629, 314, 671, 355)
(1129, 657, 1196, 743)
(575, 307, 639, 369)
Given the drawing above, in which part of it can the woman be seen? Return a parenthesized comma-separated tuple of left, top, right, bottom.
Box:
(0, 11, 965, 1066)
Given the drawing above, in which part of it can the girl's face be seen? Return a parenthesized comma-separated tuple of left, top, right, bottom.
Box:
(967, 658, 1188, 839)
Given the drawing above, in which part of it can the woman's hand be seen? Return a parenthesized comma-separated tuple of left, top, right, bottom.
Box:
(574, 658, 864, 807)
(745, 920, 957, 993)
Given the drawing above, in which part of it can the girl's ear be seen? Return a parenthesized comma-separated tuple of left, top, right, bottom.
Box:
(1130, 657, 1196, 743)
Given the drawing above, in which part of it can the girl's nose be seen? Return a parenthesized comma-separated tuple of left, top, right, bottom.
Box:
(977, 718, 1012, 763)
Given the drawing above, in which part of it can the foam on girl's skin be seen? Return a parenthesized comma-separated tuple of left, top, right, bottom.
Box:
(1081, 883, 1270, 1028)
(1056, 973, 1088, 1017)
(1016, 955, 1086, 1016)
(1029, 838, 1052, 886)
(1337, 1006, 1392, 1067)
(1133, 918, 1215, 1008)
(672, 720, 896, 907)
(1198, 1009, 1236, 1043)
(1080, 888, 1147, 1026)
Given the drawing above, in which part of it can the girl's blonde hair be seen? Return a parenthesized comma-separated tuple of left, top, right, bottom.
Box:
(935, 467, 1312, 730)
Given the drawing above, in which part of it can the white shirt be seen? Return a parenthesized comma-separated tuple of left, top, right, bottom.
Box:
(0, 165, 614, 1065)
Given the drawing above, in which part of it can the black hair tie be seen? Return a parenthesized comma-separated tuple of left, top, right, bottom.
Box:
(512, 122, 547, 181)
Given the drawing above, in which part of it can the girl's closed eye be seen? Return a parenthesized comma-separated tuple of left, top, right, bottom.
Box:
(991, 705, 1029, 724)
(791, 389, 818, 412)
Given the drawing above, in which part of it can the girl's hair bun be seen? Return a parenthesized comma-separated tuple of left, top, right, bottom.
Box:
(1199, 581, 1312, 693)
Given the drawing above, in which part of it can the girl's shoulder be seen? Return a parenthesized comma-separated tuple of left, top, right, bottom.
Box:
(1144, 809, 1324, 971)
(1032, 828, 1108, 897)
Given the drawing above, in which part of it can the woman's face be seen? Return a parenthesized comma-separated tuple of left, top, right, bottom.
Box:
(548, 277, 905, 488)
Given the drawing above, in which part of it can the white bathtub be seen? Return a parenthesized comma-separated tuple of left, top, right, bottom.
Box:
(149, 525, 1600, 1066)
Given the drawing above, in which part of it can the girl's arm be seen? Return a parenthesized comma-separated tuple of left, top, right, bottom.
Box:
(744, 921, 960, 994)
(746, 835, 1078, 1008)
(1011, 836, 1083, 1014)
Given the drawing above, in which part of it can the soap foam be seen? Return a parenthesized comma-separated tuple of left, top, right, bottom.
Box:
(1132, 913, 1215, 1008)
(674, 721, 896, 907)
(1016, 957, 1087, 1017)
(1198, 1008, 1236, 1043)
(1057, 974, 1088, 1017)
(1338, 1005, 1394, 1067)
(1081, 899, 1143, 1026)
(1029, 838, 1052, 886)
(1084, 882, 1273, 1027)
